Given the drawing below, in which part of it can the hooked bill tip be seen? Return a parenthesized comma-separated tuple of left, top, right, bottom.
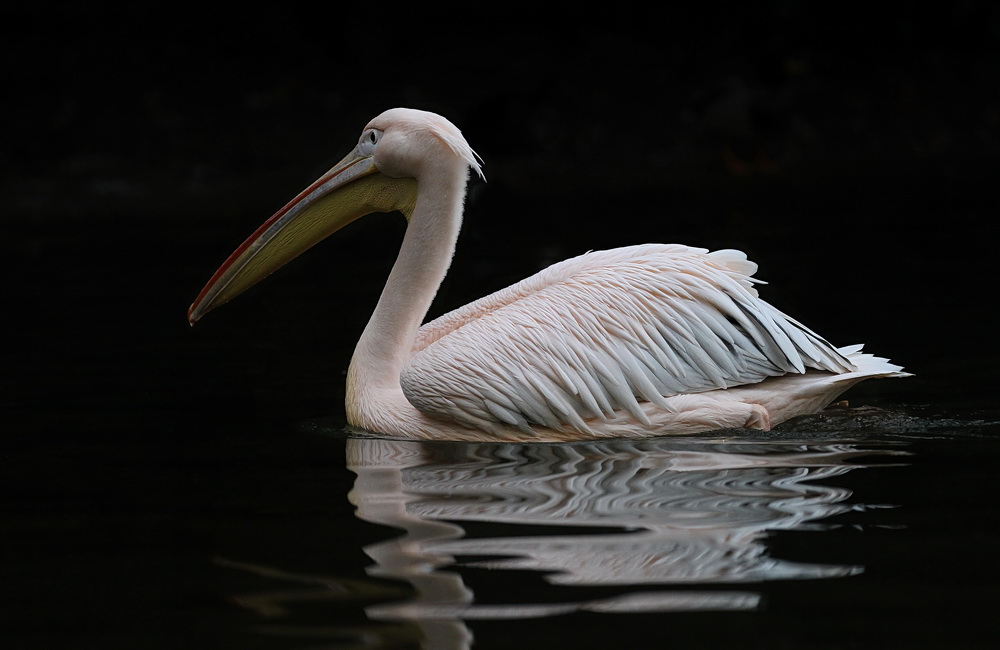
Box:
(187, 304, 202, 326)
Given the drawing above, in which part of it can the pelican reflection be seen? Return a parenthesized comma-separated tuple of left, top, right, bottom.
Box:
(348, 436, 905, 629)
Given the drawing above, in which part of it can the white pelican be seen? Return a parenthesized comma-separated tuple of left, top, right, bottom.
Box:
(189, 108, 909, 442)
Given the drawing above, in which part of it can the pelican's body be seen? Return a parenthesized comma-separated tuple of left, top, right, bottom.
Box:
(189, 108, 908, 442)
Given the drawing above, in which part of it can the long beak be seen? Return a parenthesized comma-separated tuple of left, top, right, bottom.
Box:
(188, 147, 417, 324)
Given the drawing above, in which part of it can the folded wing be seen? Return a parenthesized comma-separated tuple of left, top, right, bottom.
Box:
(401, 244, 853, 436)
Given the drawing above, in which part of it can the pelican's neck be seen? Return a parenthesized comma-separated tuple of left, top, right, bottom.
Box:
(348, 162, 469, 397)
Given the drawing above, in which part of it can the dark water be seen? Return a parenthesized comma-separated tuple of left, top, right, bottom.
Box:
(8, 401, 1000, 649)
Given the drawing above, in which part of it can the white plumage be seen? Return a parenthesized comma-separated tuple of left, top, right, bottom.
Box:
(189, 108, 909, 441)
(404, 244, 856, 436)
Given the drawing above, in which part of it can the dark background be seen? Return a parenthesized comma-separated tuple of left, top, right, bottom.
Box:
(3, 3, 999, 646)
(6, 2, 997, 427)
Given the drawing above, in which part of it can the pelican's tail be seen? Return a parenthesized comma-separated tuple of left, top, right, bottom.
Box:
(699, 344, 911, 431)
(834, 344, 912, 381)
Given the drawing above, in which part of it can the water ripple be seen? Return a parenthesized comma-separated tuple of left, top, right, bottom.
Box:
(346, 435, 907, 631)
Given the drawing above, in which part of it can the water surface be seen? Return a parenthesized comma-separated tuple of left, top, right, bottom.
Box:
(191, 407, 1000, 649)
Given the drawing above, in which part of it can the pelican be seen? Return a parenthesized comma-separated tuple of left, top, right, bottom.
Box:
(189, 108, 909, 442)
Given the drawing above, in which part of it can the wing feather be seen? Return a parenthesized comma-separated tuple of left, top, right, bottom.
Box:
(400, 244, 853, 436)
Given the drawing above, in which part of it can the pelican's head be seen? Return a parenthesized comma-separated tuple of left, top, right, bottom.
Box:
(187, 108, 482, 324)
(365, 108, 483, 181)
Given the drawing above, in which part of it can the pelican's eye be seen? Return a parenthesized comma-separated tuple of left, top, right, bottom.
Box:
(358, 128, 382, 155)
